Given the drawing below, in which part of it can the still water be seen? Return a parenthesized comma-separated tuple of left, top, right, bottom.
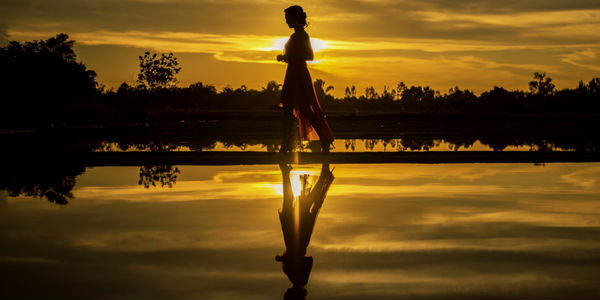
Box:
(1, 163, 600, 299)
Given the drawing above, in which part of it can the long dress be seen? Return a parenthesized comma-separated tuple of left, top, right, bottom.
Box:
(280, 30, 335, 144)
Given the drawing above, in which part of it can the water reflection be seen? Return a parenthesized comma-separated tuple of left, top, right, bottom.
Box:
(277, 163, 334, 299)
(138, 165, 180, 188)
(0, 163, 85, 204)
(0, 163, 181, 204)
(4, 128, 598, 153)
(1, 164, 600, 299)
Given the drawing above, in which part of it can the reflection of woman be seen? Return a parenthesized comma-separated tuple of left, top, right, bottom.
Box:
(276, 163, 334, 300)
(277, 5, 335, 153)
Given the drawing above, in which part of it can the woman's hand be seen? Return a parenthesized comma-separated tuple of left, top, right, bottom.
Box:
(277, 54, 285, 62)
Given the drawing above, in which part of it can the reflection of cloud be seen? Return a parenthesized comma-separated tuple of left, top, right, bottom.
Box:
(0, 256, 60, 264)
(559, 166, 600, 188)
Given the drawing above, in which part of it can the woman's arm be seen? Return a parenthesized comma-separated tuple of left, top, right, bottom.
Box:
(277, 33, 313, 63)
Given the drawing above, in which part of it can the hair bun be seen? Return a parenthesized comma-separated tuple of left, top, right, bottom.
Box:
(285, 5, 308, 26)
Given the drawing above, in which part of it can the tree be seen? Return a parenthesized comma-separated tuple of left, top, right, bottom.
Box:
(528, 72, 555, 96)
(364, 86, 378, 100)
(0, 33, 98, 125)
(344, 86, 352, 99)
(588, 77, 600, 98)
(263, 80, 282, 93)
(396, 82, 407, 100)
(382, 85, 396, 101)
(189, 81, 217, 95)
(137, 51, 181, 90)
(314, 79, 334, 101)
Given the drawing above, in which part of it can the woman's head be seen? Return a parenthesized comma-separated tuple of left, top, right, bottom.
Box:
(285, 5, 307, 28)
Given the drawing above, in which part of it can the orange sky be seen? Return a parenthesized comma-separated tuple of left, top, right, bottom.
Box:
(1, 0, 600, 96)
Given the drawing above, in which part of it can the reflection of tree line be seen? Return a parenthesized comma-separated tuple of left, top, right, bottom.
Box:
(0, 164, 85, 205)
(138, 165, 180, 188)
(2, 132, 597, 204)
(344, 137, 599, 152)
(98, 135, 599, 152)
(1, 164, 180, 205)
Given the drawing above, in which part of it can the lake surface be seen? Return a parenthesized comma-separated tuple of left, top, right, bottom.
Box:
(1, 163, 600, 299)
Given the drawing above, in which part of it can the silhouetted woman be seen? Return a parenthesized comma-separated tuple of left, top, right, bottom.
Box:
(277, 5, 335, 153)
(276, 162, 334, 299)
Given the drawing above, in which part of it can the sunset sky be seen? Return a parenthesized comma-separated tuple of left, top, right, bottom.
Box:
(2, 0, 600, 96)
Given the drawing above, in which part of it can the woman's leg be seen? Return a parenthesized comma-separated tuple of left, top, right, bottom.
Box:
(281, 104, 294, 152)
(280, 163, 294, 212)
(299, 106, 334, 152)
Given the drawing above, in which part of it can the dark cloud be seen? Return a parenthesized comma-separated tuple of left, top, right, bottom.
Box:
(2, 0, 599, 42)
(413, 0, 600, 13)
(0, 0, 285, 34)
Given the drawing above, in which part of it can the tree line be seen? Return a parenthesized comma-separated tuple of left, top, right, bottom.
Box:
(1, 33, 599, 128)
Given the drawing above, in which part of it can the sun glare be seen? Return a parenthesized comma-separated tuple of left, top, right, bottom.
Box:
(261, 37, 328, 53)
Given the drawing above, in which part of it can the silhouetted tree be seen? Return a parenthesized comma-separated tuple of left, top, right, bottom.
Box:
(445, 86, 477, 111)
(396, 82, 407, 100)
(189, 81, 217, 95)
(314, 79, 334, 102)
(364, 86, 378, 100)
(137, 51, 181, 90)
(0, 33, 98, 126)
(529, 72, 555, 96)
(263, 80, 282, 93)
(344, 86, 352, 99)
(398, 84, 435, 110)
(587, 77, 600, 98)
(381, 85, 396, 101)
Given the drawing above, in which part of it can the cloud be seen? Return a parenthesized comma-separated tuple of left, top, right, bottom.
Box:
(0, 24, 8, 46)
(560, 48, 600, 72)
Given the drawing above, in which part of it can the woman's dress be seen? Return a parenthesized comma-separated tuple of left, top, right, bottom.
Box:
(280, 31, 335, 144)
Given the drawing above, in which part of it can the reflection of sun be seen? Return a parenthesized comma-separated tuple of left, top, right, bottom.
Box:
(261, 37, 328, 53)
(272, 170, 312, 197)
